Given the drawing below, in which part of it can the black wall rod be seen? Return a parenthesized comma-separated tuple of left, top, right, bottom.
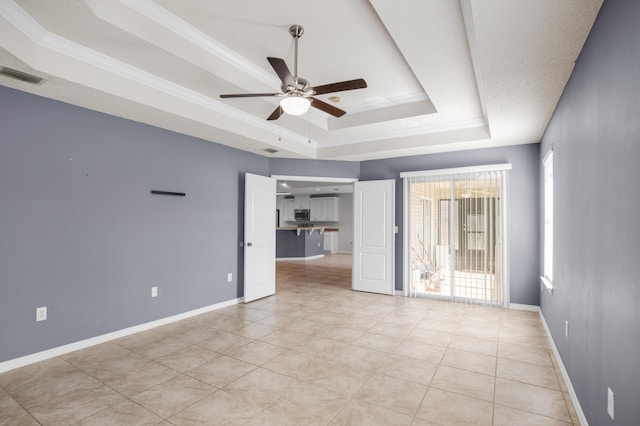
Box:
(151, 190, 186, 197)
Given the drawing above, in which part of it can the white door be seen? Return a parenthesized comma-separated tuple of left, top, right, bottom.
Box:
(353, 180, 395, 295)
(244, 173, 276, 303)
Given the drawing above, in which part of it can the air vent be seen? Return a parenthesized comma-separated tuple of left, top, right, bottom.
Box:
(0, 66, 47, 85)
(263, 148, 279, 154)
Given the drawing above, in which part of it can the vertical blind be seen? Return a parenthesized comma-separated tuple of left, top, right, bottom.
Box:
(402, 165, 509, 307)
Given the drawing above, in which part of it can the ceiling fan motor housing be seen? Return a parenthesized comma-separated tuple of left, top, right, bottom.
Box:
(283, 77, 311, 95)
(289, 25, 304, 39)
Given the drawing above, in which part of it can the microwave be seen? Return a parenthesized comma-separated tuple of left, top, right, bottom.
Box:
(294, 209, 310, 221)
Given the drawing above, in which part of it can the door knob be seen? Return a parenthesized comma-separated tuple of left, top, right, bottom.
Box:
(247, 242, 253, 246)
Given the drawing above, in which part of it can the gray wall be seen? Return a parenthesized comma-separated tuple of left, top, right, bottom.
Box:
(539, 0, 640, 424)
(0, 85, 542, 364)
(360, 144, 540, 304)
(269, 157, 360, 179)
(0, 86, 268, 362)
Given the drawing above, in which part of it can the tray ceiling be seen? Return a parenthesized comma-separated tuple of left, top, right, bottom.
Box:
(0, 0, 602, 160)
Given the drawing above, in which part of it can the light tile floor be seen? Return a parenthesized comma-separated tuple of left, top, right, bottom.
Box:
(0, 254, 579, 425)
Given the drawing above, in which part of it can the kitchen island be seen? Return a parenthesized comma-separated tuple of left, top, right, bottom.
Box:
(276, 227, 327, 260)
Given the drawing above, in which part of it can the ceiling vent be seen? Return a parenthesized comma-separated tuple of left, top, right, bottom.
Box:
(0, 66, 47, 85)
(263, 148, 278, 154)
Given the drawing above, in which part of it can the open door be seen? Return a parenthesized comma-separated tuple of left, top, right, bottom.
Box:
(244, 173, 276, 303)
(353, 180, 395, 295)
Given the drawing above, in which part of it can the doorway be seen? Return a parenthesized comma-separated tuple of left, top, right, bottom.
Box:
(402, 165, 510, 306)
(271, 175, 356, 293)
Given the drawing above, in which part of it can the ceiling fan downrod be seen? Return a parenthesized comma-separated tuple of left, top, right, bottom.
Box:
(289, 25, 304, 82)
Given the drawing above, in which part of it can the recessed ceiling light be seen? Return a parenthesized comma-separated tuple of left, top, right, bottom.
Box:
(328, 96, 341, 103)
(315, 188, 321, 191)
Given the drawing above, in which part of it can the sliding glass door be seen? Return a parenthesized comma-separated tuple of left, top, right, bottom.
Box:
(403, 166, 508, 306)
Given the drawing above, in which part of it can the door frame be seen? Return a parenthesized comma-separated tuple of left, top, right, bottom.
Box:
(271, 175, 358, 186)
(270, 174, 358, 289)
(401, 164, 511, 306)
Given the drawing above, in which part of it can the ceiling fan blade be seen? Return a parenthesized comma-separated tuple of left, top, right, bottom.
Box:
(312, 78, 367, 95)
(310, 98, 346, 117)
(220, 93, 281, 98)
(267, 57, 294, 87)
(267, 106, 283, 121)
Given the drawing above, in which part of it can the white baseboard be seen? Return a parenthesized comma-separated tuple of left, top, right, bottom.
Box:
(509, 303, 540, 312)
(276, 254, 324, 261)
(0, 297, 243, 374)
(539, 311, 588, 426)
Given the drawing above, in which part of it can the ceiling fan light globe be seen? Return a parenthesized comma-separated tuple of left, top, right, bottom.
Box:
(280, 96, 310, 116)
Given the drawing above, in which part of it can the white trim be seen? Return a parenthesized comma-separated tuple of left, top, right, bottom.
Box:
(116, 0, 279, 88)
(276, 255, 324, 261)
(540, 276, 554, 295)
(539, 311, 589, 426)
(400, 163, 512, 178)
(402, 176, 411, 297)
(0, 1, 312, 149)
(542, 150, 554, 283)
(0, 298, 242, 374)
(502, 170, 510, 308)
(509, 303, 540, 312)
(347, 92, 429, 114)
(543, 147, 554, 165)
(460, 0, 488, 120)
(321, 118, 488, 147)
(0, 0, 47, 41)
(270, 175, 358, 184)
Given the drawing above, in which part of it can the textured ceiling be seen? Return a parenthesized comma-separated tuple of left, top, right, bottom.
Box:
(0, 0, 602, 161)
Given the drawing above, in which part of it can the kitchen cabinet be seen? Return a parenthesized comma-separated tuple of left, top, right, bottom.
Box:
(283, 199, 296, 222)
(310, 197, 339, 221)
(323, 231, 339, 253)
(309, 199, 322, 221)
(295, 196, 310, 209)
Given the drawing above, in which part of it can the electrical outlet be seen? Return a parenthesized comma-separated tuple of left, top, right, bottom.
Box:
(607, 387, 615, 420)
(36, 306, 47, 322)
(227, 273, 233, 282)
(565, 320, 569, 337)
(151, 286, 158, 298)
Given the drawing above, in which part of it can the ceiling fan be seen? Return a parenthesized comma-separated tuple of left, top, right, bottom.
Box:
(220, 25, 367, 121)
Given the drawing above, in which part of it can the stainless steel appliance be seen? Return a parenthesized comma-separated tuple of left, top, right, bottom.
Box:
(294, 209, 310, 221)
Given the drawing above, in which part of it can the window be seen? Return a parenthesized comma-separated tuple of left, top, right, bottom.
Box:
(543, 150, 554, 287)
